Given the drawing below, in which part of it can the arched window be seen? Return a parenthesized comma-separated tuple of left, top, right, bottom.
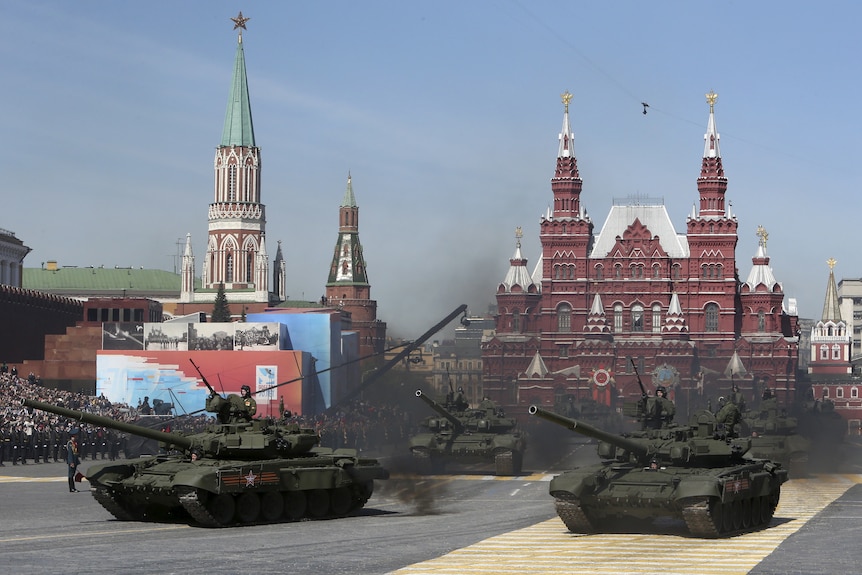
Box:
(246, 250, 254, 283)
(652, 304, 661, 333)
(595, 264, 603, 280)
(557, 303, 571, 333)
(832, 344, 842, 360)
(822, 387, 830, 398)
(852, 387, 859, 399)
(228, 164, 236, 201)
(614, 264, 622, 279)
(512, 309, 521, 333)
(613, 304, 623, 332)
(758, 311, 765, 332)
(632, 304, 644, 332)
(705, 303, 719, 332)
(672, 264, 681, 279)
(821, 345, 829, 360)
(702, 264, 708, 279)
(226, 253, 234, 283)
(652, 264, 660, 279)
(837, 387, 845, 398)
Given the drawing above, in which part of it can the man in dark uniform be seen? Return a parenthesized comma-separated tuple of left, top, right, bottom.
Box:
(66, 430, 81, 493)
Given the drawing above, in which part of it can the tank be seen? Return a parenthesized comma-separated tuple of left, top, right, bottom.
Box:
(529, 405, 788, 537)
(408, 390, 526, 475)
(23, 390, 388, 527)
(739, 397, 811, 474)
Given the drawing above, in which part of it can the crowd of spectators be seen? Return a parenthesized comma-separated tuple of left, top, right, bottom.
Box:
(0, 371, 417, 465)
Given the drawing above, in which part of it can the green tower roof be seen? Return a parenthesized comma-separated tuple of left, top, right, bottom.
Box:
(220, 36, 256, 147)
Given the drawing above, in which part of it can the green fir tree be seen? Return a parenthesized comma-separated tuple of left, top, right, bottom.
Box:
(211, 283, 232, 322)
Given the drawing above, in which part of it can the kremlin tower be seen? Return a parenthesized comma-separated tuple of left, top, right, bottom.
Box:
(180, 13, 284, 307)
(325, 174, 386, 357)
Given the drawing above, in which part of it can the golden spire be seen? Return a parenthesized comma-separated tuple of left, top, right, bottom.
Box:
(706, 90, 718, 113)
(756, 225, 768, 248)
(561, 91, 572, 113)
(827, 257, 837, 270)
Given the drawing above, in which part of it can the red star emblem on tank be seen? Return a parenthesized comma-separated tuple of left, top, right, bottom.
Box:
(244, 470, 257, 487)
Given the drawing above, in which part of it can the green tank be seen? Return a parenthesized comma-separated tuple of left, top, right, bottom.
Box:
(738, 392, 811, 475)
(409, 390, 526, 475)
(529, 405, 788, 537)
(23, 393, 388, 527)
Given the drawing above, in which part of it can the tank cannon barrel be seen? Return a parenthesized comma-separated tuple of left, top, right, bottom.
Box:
(529, 405, 647, 456)
(23, 398, 194, 452)
(415, 390, 464, 432)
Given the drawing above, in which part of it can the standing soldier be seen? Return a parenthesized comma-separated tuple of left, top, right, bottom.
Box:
(0, 423, 10, 466)
(66, 430, 81, 493)
(50, 424, 60, 462)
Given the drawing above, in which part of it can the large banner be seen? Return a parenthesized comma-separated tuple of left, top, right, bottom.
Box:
(96, 350, 307, 417)
(101, 322, 285, 352)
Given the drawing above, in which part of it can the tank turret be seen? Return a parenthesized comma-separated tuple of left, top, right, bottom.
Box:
(529, 404, 788, 537)
(414, 390, 465, 433)
(409, 389, 526, 475)
(529, 405, 754, 466)
(24, 394, 319, 460)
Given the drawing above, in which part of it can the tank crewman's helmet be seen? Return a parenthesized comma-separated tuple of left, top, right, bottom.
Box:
(655, 385, 667, 397)
(241, 385, 251, 396)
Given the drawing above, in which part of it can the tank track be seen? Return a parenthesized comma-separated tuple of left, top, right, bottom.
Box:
(682, 491, 780, 537)
(174, 485, 374, 527)
(681, 498, 720, 537)
(91, 486, 140, 521)
(495, 450, 514, 475)
(554, 499, 596, 533)
(177, 487, 220, 527)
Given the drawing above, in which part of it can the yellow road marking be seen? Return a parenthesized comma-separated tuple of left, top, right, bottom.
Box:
(391, 474, 862, 575)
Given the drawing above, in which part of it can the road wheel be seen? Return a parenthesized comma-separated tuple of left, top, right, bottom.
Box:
(207, 493, 236, 526)
(284, 491, 307, 521)
(330, 487, 352, 516)
(720, 502, 733, 533)
(260, 491, 284, 522)
(731, 500, 743, 531)
(741, 497, 752, 529)
(307, 489, 330, 518)
(236, 492, 261, 523)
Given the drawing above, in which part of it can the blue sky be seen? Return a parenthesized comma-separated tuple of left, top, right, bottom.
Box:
(3, 1, 860, 337)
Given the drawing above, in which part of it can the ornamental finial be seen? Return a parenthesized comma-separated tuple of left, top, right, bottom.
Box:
(515, 226, 523, 248)
(561, 91, 572, 113)
(706, 90, 718, 113)
(231, 11, 250, 42)
(827, 257, 837, 270)
(756, 225, 768, 248)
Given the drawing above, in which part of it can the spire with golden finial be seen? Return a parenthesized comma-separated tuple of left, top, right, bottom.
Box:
(561, 91, 572, 113)
(231, 11, 250, 43)
(706, 90, 718, 112)
(756, 225, 768, 248)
